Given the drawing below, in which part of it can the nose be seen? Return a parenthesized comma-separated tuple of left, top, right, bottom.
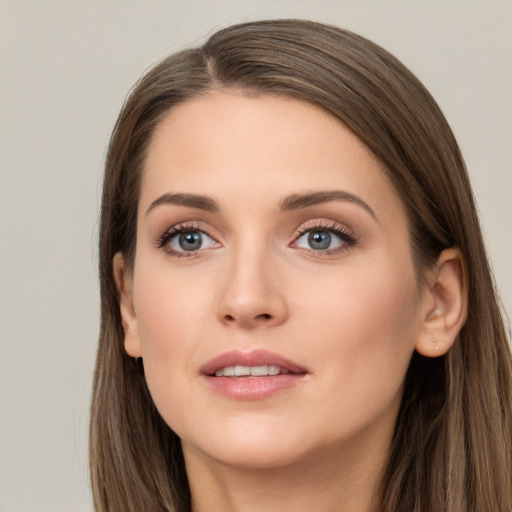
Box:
(217, 246, 288, 329)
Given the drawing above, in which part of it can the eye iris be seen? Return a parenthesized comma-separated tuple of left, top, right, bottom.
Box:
(179, 232, 202, 251)
(308, 231, 331, 250)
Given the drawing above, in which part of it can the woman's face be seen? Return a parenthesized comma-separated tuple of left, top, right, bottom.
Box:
(120, 92, 431, 471)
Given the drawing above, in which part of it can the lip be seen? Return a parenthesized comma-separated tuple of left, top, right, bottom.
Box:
(200, 349, 308, 376)
(200, 349, 309, 400)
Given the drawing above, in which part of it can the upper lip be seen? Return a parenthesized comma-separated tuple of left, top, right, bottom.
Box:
(200, 349, 308, 376)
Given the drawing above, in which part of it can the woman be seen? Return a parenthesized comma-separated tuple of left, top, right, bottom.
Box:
(89, 19, 512, 512)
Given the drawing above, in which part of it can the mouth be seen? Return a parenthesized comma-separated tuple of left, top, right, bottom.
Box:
(201, 349, 308, 400)
(213, 365, 292, 377)
(201, 348, 308, 377)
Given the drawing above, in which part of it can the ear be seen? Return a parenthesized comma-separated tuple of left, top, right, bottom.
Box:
(415, 248, 468, 357)
(113, 252, 142, 358)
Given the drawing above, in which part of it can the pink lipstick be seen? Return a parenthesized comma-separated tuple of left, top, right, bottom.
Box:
(200, 349, 308, 400)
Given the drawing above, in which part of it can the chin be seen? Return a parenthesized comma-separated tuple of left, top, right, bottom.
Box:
(180, 417, 317, 470)
(189, 439, 312, 471)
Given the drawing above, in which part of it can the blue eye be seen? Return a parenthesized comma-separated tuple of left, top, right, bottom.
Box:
(295, 230, 343, 251)
(294, 226, 353, 252)
(162, 228, 218, 254)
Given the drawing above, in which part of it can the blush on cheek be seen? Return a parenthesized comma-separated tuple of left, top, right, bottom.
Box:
(318, 271, 419, 363)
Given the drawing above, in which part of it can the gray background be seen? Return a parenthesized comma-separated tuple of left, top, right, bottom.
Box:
(1, 1, 510, 511)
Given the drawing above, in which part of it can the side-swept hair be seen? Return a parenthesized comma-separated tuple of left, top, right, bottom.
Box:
(90, 19, 511, 511)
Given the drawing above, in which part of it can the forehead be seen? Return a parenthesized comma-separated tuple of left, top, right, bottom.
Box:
(140, 91, 405, 226)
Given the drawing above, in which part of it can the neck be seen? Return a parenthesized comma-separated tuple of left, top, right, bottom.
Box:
(184, 435, 388, 512)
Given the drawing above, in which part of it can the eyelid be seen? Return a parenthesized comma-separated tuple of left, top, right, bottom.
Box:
(156, 221, 221, 256)
(292, 219, 354, 239)
(155, 218, 356, 257)
(290, 219, 357, 253)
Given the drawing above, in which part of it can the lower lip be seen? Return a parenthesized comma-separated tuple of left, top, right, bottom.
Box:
(203, 374, 307, 400)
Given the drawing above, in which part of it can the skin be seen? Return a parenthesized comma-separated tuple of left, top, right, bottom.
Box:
(115, 92, 466, 512)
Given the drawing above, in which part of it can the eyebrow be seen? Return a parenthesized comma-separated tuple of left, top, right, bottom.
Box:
(145, 189, 376, 220)
(279, 190, 377, 220)
(145, 193, 220, 216)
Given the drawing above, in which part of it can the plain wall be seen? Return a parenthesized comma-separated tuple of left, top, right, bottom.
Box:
(1, 1, 510, 511)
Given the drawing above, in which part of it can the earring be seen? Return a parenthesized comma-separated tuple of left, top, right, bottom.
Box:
(432, 338, 439, 351)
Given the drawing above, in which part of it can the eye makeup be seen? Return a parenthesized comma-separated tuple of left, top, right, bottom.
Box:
(155, 222, 220, 258)
(154, 217, 357, 260)
(291, 219, 357, 256)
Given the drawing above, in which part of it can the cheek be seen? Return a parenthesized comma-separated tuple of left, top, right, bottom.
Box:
(288, 264, 421, 447)
(300, 260, 421, 389)
(132, 265, 215, 407)
(134, 260, 213, 343)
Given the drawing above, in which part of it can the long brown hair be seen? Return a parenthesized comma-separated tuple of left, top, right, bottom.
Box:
(90, 19, 511, 511)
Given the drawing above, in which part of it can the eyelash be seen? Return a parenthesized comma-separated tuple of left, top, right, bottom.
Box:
(156, 220, 356, 258)
(156, 222, 211, 258)
(292, 221, 357, 255)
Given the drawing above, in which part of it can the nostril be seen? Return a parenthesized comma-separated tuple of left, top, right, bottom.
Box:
(257, 313, 272, 320)
(225, 314, 235, 321)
